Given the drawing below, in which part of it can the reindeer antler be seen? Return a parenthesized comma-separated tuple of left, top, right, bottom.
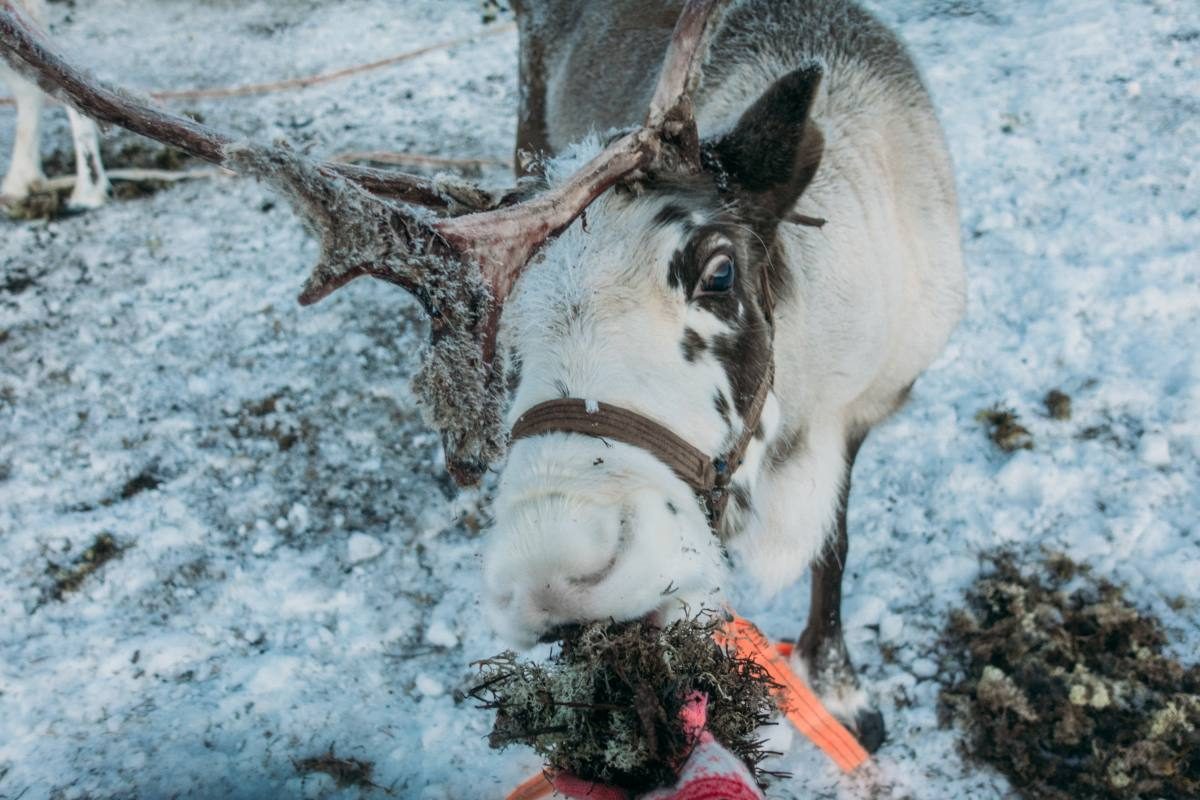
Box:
(0, 0, 730, 485)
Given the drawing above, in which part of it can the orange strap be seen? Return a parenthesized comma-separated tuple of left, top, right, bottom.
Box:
(506, 771, 556, 800)
(713, 614, 869, 773)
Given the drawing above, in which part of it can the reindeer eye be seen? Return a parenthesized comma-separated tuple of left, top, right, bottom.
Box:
(697, 253, 736, 295)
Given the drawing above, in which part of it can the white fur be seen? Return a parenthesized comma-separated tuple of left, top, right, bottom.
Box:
(701, 56, 965, 589)
(1, 58, 45, 199)
(487, 3, 966, 648)
(487, 188, 741, 645)
(484, 434, 727, 647)
(63, 106, 110, 208)
(1, 0, 109, 208)
(731, 415, 846, 594)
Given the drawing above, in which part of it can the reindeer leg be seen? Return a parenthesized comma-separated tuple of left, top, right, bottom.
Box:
(64, 106, 109, 209)
(793, 430, 886, 753)
(1, 68, 45, 200)
(511, 0, 552, 177)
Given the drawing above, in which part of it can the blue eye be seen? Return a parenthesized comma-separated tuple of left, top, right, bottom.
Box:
(698, 254, 736, 294)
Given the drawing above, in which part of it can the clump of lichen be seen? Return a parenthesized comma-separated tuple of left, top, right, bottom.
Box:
(977, 405, 1034, 451)
(940, 552, 1200, 799)
(1044, 389, 1072, 421)
(471, 614, 779, 791)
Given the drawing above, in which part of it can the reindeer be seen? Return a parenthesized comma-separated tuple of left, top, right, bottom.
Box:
(1, 0, 108, 209)
(0, 0, 964, 753)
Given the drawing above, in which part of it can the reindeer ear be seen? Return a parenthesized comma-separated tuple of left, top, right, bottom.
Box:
(708, 63, 824, 218)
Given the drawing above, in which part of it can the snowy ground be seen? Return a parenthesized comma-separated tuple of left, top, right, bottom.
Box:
(0, 1, 1196, 798)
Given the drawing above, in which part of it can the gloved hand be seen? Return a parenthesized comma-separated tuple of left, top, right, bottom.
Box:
(549, 693, 765, 800)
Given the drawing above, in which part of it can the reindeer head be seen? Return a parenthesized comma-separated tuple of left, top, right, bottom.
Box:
(0, 0, 823, 647)
(486, 63, 825, 645)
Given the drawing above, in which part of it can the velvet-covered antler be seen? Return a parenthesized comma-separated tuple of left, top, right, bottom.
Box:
(0, 0, 730, 484)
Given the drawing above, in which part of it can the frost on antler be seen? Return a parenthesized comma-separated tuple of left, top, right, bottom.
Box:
(225, 142, 506, 481)
(412, 325, 507, 485)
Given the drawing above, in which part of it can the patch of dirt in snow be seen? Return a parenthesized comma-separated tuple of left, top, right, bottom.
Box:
(42, 531, 126, 603)
(1, 0, 1197, 799)
(293, 747, 379, 791)
(940, 552, 1200, 799)
(977, 405, 1035, 452)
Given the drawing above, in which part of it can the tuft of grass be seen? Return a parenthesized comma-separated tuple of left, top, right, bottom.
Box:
(228, 391, 310, 452)
(977, 405, 1034, 452)
(940, 552, 1200, 799)
(46, 532, 124, 600)
(119, 469, 163, 500)
(470, 613, 779, 792)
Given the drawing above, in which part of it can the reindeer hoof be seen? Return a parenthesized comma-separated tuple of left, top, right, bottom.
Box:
(67, 179, 111, 212)
(852, 706, 886, 753)
(791, 638, 886, 753)
(66, 192, 108, 212)
(1, 173, 46, 203)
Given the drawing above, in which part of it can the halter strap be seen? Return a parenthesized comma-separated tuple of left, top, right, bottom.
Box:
(511, 399, 716, 491)
(510, 262, 776, 530)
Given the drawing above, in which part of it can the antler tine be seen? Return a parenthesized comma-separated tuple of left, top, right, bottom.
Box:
(647, 0, 729, 130)
(0, 1, 493, 216)
(437, 0, 733, 314)
(436, 130, 653, 303)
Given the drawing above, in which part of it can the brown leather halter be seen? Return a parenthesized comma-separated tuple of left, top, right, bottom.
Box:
(510, 263, 776, 532)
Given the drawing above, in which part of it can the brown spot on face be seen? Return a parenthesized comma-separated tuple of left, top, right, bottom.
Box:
(681, 328, 706, 362)
(712, 332, 769, 417)
(713, 392, 732, 427)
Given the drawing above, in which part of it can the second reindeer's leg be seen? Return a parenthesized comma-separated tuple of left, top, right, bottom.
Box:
(65, 106, 109, 209)
(1, 69, 46, 201)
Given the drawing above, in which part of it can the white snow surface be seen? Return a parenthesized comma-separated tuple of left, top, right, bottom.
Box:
(1, 1, 1197, 798)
